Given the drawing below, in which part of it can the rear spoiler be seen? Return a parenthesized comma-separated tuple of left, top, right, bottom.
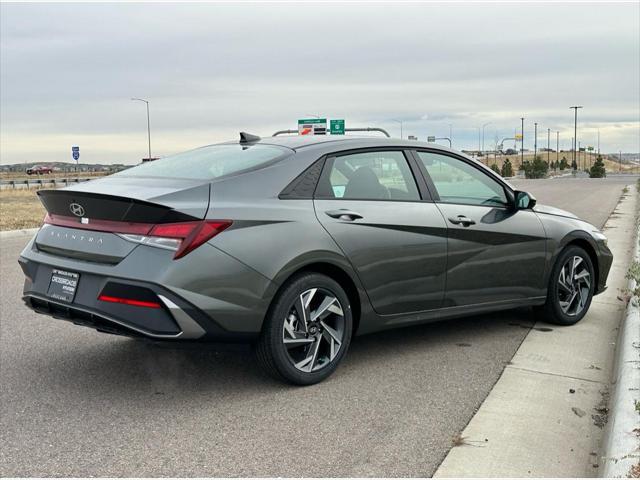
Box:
(37, 190, 198, 224)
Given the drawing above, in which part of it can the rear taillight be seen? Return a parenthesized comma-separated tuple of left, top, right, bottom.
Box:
(118, 220, 232, 259)
(149, 220, 232, 259)
(44, 214, 232, 260)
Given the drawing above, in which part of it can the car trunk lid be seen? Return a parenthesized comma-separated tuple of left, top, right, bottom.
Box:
(34, 177, 211, 263)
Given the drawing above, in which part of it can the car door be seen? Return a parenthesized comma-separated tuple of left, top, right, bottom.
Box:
(413, 150, 547, 308)
(314, 149, 448, 315)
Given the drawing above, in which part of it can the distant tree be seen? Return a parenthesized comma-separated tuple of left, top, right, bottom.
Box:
(559, 156, 568, 170)
(501, 158, 514, 177)
(589, 155, 606, 178)
(523, 156, 549, 179)
(490, 163, 501, 174)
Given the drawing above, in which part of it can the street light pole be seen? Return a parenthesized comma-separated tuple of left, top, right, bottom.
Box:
(534, 122, 538, 158)
(570, 106, 583, 171)
(393, 119, 403, 139)
(482, 122, 492, 158)
(579, 141, 582, 171)
(132, 98, 151, 161)
(449, 124, 453, 147)
(521, 117, 525, 169)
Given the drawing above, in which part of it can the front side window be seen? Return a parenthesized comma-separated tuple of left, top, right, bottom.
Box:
(116, 144, 291, 180)
(317, 151, 420, 201)
(416, 151, 508, 207)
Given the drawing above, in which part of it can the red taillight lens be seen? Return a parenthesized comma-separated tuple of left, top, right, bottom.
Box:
(150, 220, 232, 259)
(98, 294, 161, 309)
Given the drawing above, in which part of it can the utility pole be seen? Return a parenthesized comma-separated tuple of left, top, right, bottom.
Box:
(556, 131, 560, 169)
(534, 122, 538, 158)
(547, 128, 550, 166)
(570, 106, 583, 172)
(620, 151, 623, 172)
(597, 129, 600, 155)
(521, 117, 525, 169)
(449, 124, 453, 147)
(131, 98, 152, 161)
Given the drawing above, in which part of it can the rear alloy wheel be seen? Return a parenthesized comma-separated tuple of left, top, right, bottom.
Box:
(539, 246, 595, 325)
(256, 273, 352, 385)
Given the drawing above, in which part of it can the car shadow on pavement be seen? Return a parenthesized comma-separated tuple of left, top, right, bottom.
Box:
(30, 307, 536, 399)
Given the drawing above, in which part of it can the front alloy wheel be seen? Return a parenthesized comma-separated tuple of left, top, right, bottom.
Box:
(539, 246, 595, 326)
(557, 255, 591, 317)
(256, 273, 353, 385)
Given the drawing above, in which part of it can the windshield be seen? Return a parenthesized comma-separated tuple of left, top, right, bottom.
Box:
(116, 144, 291, 180)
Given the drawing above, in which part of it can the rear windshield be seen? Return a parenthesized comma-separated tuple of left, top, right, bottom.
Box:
(116, 144, 291, 180)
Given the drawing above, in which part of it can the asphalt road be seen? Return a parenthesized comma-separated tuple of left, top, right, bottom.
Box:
(0, 176, 635, 477)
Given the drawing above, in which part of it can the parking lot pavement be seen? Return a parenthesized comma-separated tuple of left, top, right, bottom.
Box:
(0, 177, 633, 477)
(511, 175, 637, 228)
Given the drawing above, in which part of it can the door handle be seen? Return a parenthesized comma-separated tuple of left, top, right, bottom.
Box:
(448, 215, 476, 227)
(325, 209, 363, 221)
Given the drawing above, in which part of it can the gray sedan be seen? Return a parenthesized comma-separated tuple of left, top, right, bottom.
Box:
(19, 134, 613, 384)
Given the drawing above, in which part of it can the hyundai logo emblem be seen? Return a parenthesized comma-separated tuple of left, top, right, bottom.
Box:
(69, 203, 85, 217)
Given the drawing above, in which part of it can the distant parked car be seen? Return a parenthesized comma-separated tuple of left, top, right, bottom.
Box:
(505, 148, 518, 155)
(26, 165, 53, 175)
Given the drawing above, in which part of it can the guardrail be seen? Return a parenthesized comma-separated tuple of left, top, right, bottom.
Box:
(0, 177, 93, 189)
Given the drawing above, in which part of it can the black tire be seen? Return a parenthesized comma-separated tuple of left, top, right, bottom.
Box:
(537, 246, 595, 326)
(255, 272, 353, 385)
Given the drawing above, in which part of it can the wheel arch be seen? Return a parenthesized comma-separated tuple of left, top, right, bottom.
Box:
(554, 232, 600, 291)
(268, 257, 366, 335)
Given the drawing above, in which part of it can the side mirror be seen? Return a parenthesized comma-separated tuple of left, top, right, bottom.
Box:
(515, 191, 537, 210)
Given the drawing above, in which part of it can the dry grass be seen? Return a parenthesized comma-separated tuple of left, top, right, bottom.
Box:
(0, 188, 46, 231)
(0, 171, 108, 180)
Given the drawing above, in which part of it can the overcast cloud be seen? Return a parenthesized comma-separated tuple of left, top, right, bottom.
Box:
(1, 2, 639, 164)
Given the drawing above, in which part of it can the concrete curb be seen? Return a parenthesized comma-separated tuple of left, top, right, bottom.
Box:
(600, 221, 640, 478)
(0, 228, 39, 239)
(434, 185, 638, 477)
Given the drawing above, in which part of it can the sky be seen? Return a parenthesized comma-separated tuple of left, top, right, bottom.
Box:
(1, 2, 639, 165)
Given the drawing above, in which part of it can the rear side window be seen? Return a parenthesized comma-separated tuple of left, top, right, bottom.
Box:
(116, 144, 291, 180)
(316, 151, 420, 201)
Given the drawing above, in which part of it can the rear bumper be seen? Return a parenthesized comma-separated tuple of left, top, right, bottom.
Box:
(24, 294, 195, 339)
(18, 232, 276, 342)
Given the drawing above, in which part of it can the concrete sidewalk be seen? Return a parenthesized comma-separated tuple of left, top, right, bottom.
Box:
(434, 185, 638, 478)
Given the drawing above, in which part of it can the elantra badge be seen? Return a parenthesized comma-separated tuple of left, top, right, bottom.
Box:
(69, 203, 85, 217)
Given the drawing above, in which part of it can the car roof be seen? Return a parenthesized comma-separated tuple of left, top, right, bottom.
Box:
(237, 134, 456, 154)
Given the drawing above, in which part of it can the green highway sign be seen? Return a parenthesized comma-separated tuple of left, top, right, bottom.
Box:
(298, 118, 327, 135)
(427, 136, 436, 142)
(298, 118, 326, 125)
(330, 119, 345, 135)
